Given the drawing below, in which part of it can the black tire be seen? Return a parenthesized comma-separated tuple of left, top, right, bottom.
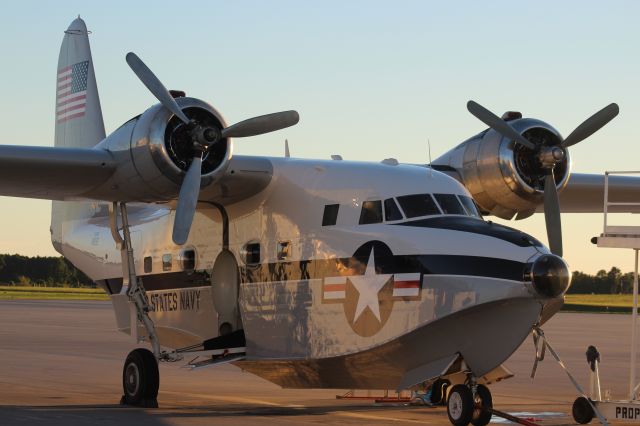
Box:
(572, 396, 594, 424)
(122, 348, 159, 406)
(471, 385, 493, 426)
(430, 378, 451, 406)
(447, 385, 474, 426)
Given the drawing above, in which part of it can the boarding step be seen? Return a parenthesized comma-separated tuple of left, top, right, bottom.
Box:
(174, 329, 247, 370)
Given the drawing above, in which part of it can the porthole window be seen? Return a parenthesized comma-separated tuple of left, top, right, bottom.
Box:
(242, 242, 261, 265)
(181, 249, 196, 272)
(162, 254, 172, 271)
(143, 256, 152, 273)
(277, 241, 291, 261)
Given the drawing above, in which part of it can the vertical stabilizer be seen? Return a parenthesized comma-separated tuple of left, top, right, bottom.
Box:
(51, 18, 106, 254)
(55, 17, 105, 147)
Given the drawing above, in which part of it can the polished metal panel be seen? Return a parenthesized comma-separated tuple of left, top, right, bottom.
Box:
(236, 297, 542, 389)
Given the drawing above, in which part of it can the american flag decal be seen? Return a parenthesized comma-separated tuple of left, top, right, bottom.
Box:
(392, 273, 421, 297)
(56, 61, 89, 123)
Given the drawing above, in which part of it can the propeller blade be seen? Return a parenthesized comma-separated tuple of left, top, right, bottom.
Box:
(221, 111, 299, 138)
(126, 52, 191, 125)
(543, 170, 563, 257)
(172, 156, 202, 245)
(467, 101, 536, 150)
(562, 103, 619, 148)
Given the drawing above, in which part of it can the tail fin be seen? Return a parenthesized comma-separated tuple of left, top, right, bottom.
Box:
(51, 17, 106, 254)
(54, 17, 105, 147)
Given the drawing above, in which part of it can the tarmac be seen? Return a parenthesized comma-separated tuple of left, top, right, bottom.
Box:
(0, 299, 636, 425)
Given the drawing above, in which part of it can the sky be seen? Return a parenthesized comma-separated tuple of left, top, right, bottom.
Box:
(0, 0, 639, 274)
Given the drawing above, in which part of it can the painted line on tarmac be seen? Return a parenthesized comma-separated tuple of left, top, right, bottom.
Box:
(160, 390, 304, 408)
(335, 411, 431, 423)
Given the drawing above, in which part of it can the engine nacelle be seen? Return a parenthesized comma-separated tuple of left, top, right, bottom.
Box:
(433, 118, 571, 220)
(95, 97, 232, 202)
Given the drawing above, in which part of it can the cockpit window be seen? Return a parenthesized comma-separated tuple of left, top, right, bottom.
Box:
(384, 198, 403, 221)
(433, 193, 466, 215)
(359, 200, 383, 224)
(458, 195, 482, 218)
(396, 194, 441, 218)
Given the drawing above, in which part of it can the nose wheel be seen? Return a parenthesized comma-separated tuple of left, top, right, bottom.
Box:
(120, 348, 159, 408)
(447, 384, 493, 426)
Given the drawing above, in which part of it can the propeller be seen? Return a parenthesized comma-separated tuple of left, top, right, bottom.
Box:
(126, 52, 300, 245)
(467, 100, 619, 257)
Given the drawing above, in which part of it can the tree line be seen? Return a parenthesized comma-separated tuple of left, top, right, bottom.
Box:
(0, 254, 93, 287)
(569, 267, 637, 294)
(0, 253, 636, 293)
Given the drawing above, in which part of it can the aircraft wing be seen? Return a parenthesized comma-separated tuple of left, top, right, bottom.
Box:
(554, 173, 640, 213)
(0, 145, 115, 200)
(0, 145, 273, 206)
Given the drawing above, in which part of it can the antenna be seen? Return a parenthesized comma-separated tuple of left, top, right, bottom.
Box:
(285, 139, 290, 158)
(428, 139, 433, 177)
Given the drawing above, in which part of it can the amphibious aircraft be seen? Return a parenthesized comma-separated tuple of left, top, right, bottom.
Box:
(2, 17, 640, 426)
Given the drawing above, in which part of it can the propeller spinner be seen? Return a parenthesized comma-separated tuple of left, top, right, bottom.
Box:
(126, 52, 300, 245)
(467, 100, 619, 257)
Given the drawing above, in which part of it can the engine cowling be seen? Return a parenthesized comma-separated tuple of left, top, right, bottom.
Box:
(433, 118, 572, 220)
(96, 97, 232, 202)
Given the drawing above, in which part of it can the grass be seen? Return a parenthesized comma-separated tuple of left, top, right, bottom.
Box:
(0, 285, 109, 301)
(565, 294, 635, 308)
(563, 294, 638, 313)
(0, 285, 635, 307)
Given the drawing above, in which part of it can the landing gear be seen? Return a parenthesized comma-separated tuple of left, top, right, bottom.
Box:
(430, 378, 451, 405)
(120, 348, 159, 408)
(446, 383, 493, 426)
(471, 385, 493, 426)
(447, 385, 474, 426)
(110, 203, 163, 407)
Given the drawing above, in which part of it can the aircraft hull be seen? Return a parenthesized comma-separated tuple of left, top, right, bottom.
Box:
(235, 296, 543, 389)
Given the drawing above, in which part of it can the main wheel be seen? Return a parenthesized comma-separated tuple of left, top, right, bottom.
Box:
(572, 396, 594, 424)
(471, 385, 493, 426)
(121, 348, 159, 407)
(430, 378, 451, 406)
(447, 385, 474, 426)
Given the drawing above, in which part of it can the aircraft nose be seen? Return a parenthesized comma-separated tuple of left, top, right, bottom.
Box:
(526, 254, 571, 298)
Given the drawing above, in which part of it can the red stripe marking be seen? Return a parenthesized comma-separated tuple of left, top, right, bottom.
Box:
(324, 284, 346, 292)
(394, 281, 420, 289)
(57, 93, 86, 106)
(57, 83, 72, 91)
(57, 103, 86, 115)
(57, 111, 85, 123)
(57, 66, 71, 74)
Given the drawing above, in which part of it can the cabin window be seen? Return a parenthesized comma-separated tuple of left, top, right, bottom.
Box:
(458, 195, 482, 218)
(143, 256, 153, 273)
(162, 254, 172, 271)
(181, 249, 196, 272)
(433, 193, 466, 215)
(243, 242, 261, 265)
(322, 204, 340, 226)
(397, 194, 441, 218)
(277, 241, 291, 261)
(384, 198, 403, 221)
(359, 200, 383, 224)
